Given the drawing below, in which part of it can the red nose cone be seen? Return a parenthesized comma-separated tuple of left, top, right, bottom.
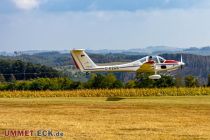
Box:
(164, 60, 178, 63)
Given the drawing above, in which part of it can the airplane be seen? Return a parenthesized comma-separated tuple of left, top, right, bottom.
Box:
(70, 49, 185, 80)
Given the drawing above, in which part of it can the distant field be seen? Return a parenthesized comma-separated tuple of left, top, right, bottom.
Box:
(0, 87, 210, 98)
(0, 96, 210, 139)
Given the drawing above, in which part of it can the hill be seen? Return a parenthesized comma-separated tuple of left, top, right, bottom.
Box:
(0, 52, 210, 84)
(3, 46, 210, 56)
(183, 46, 210, 56)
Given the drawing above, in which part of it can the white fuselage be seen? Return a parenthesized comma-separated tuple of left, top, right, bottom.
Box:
(84, 60, 182, 73)
(70, 49, 184, 75)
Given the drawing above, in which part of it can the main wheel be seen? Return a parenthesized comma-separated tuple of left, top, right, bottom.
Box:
(149, 75, 161, 80)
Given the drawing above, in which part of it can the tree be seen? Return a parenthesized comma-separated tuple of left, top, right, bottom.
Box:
(12, 60, 25, 80)
(84, 73, 97, 89)
(91, 74, 105, 88)
(175, 77, 184, 87)
(8, 74, 16, 83)
(154, 75, 175, 88)
(70, 81, 83, 89)
(59, 78, 72, 90)
(207, 74, 210, 87)
(125, 80, 136, 88)
(0, 74, 5, 83)
(0, 60, 12, 81)
(113, 80, 124, 88)
(86, 73, 121, 89)
(29, 78, 51, 90)
(135, 72, 175, 88)
(102, 73, 117, 88)
(15, 81, 30, 90)
(185, 75, 199, 87)
(135, 73, 154, 88)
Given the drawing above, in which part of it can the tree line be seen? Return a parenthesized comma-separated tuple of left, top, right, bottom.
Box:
(0, 72, 206, 91)
(0, 59, 207, 90)
(0, 59, 59, 81)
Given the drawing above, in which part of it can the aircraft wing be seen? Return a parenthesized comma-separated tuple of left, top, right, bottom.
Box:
(137, 62, 155, 73)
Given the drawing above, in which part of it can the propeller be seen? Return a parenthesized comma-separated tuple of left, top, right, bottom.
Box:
(181, 54, 183, 63)
(180, 54, 185, 69)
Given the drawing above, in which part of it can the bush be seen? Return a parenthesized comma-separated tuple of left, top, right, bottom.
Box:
(125, 80, 136, 88)
(185, 75, 199, 87)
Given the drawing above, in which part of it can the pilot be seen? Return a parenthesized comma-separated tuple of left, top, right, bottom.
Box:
(148, 56, 152, 61)
(148, 56, 155, 63)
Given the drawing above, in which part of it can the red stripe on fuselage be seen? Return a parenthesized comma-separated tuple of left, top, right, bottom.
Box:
(164, 60, 178, 63)
(146, 60, 155, 64)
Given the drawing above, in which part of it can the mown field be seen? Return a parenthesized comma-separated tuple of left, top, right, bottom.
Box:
(0, 94, 210, 139)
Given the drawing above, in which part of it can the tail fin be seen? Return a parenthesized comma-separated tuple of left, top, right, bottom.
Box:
(70, 49, 97, 71)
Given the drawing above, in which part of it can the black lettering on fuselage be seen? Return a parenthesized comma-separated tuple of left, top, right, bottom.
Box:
(105, 67, 119, 71)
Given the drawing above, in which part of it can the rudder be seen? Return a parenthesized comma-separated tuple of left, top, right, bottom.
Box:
(70, 49, 97, 71)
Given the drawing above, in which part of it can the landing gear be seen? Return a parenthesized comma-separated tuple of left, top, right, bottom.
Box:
(149, 74, 161, 80)
(148, 70, 161, 80)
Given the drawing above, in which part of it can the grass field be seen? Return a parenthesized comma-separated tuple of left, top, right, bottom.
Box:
(0, 96, 210, 139)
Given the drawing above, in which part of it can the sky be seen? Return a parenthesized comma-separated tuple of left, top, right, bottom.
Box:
(1, 0, 210, 52)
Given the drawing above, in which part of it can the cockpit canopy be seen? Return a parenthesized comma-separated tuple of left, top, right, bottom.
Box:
(138, 56, 166, 64)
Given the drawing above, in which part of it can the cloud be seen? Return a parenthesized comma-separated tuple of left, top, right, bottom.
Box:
(2, 0, 209, 13)
(12, 0, 40, 11)
(2, 0, 210, 51)
(2, 8, 210, 52)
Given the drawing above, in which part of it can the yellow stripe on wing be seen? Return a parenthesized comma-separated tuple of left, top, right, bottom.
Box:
(137, 63, 155, 73)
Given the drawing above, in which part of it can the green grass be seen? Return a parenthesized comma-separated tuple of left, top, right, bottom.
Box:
(0, 96, 210, 139)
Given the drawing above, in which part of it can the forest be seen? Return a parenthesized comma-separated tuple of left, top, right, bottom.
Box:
(0, 59, 59, 81)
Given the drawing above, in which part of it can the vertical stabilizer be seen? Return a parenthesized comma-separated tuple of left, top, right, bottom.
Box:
(70, 49, 97, 71)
